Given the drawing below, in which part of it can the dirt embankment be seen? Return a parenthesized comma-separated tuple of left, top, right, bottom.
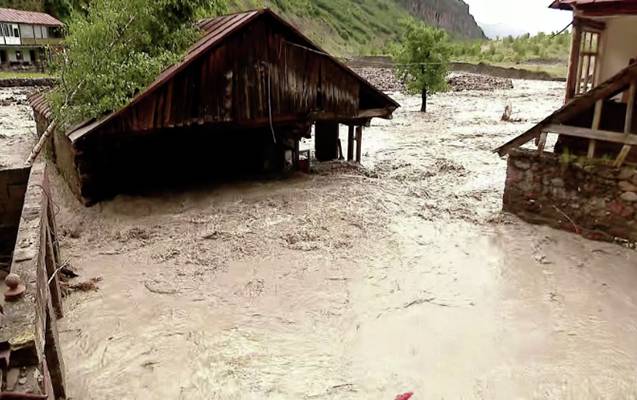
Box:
(348, 56, 564, 82)
(353, 67, 513, 93)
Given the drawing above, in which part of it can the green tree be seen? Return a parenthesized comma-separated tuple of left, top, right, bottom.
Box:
(26, 0, 226, 164)
(393, 19, 450, 112)
(47, 0, 226, 129)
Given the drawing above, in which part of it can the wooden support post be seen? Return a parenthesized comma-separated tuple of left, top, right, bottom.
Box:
(315, 122, 339, 161)
(615, 81, 636, 167)
(293, 139, 300, 170)
(355, 126, 363, 163)
(588, 100, 603, 159)
(566, 22, 583, 102)
(537, 131, 548, 153)
(45, 298, 66, 400)
(347, 125, 354, 161)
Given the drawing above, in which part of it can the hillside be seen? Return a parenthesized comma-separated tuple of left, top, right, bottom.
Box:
(230, 0, 485, 54)
(0, 0, 485, 55)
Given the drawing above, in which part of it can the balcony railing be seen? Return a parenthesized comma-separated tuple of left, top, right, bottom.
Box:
(17, 37, 63, 46)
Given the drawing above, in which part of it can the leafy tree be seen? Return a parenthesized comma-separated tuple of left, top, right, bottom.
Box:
(393, 19, 450, 112)
(25, 0, 226, 164)
(47, 0, 226, 130)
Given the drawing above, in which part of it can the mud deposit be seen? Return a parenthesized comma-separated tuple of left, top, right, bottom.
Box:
(46, 80, 637, 399)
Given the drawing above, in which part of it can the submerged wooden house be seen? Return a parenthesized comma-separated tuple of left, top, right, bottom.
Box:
(30, 9, 398, 204)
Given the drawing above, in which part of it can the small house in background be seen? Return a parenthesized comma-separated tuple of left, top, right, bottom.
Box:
(0, 7, 63, 69)
(496, 0, 637, 243)
(30, 9, 398, 205)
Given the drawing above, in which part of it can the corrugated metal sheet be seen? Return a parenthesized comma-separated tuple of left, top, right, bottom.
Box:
(0, 8, 62, 26)
(550, 0, 637, 11)
(28, 91, 52, 119)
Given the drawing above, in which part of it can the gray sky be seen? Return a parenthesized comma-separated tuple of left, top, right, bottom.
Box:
(465, 0, 573, 35)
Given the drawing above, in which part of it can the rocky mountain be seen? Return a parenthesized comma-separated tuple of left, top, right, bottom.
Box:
(399, 0, 486, 39)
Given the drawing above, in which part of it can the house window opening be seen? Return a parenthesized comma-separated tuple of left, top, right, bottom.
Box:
(576, 30, 601, 96)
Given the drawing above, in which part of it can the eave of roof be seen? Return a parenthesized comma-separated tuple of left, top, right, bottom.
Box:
(65, 8, 398, 143)
(549, 0, 637, 14)
(0, 7, 63, 27)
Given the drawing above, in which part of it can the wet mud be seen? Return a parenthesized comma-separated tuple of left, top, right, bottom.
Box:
(40, 80, 637, 399)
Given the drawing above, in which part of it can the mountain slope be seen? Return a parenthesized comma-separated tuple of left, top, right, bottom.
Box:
(231, 0, 485, 54)
(398, 0, 485, 40)
(1, 0, 486, 55)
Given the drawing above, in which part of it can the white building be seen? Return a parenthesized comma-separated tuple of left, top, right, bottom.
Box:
(0, 7, 63, 68)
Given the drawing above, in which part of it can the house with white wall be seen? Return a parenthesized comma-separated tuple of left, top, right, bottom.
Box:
(0, 7, 63, 68)
(550, 0, 637, 101)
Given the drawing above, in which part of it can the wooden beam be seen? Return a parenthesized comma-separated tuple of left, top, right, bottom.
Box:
(355, 126, 363, 163)
(588, 99, 603, 158)
(546, 124, 637, 146)
(566, 23, 583, 101)
(537, 131, 548, 153)
(615, 81, 637, 167)
(347, 125, 354, 161)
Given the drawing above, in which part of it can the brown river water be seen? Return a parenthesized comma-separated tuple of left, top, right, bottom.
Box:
(11, 80, 636, 399)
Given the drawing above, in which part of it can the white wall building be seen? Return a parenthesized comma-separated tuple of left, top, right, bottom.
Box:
(0, 7, 63, 68)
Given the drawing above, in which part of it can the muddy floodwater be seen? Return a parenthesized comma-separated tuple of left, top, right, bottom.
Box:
(41, 80, 637, 399)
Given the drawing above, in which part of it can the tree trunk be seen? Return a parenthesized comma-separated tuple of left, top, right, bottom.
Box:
(420, 87, 428, 113)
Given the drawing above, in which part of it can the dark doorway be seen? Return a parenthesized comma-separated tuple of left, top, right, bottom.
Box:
(0, 50, 6, 64)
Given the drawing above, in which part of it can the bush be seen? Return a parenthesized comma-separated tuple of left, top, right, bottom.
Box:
(48, 0, 227, 129)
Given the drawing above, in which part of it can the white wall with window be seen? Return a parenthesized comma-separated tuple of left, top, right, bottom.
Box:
(0, 23, 21, 45)
(18, 24, 50, 39)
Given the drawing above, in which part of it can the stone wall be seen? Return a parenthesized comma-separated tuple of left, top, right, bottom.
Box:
(0, 162, 66, 399)
(503, 148, 637, 243)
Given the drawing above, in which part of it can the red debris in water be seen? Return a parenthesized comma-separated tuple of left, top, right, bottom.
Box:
(395, 393, 414, 400)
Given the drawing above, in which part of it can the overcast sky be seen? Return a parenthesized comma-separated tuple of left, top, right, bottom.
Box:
(465, 0, 573, 35)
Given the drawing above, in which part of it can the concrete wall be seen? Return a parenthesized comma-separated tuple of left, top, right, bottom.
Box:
(503, 149, 637, 242)
(0, 167, 29, 267)
(1, 47, 33, 63)
(598, 16, 637, 83)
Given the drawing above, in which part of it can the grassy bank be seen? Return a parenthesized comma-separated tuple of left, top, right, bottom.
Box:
(0, 71, 52, 79)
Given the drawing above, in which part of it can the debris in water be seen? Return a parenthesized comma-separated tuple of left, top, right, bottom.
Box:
(501, 102, 513, 121)
(62, 277, 102, 295)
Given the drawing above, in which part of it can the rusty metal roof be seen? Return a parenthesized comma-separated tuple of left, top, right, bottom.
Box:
(64, 9, 398, 142)
(28, 91, 52, 119)
(0, 7, 62, 26)
(550, 0, 637, 12)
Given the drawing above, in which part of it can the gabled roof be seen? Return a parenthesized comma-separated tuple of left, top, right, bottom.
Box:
(550, 0, 637, 14)
(0, 7, 63, 27)
(495, 61, 637, 156)
(60, 9, 398, 143)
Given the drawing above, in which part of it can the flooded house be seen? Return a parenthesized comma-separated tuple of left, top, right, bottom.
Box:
(30, 9, 399, 205)
(496, 0, 637, 242)
(0, 7, 63, 68)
